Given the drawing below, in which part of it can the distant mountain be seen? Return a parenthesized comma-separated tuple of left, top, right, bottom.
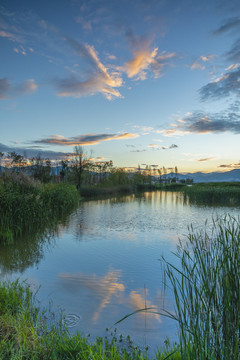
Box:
(175, 169, 240, 183)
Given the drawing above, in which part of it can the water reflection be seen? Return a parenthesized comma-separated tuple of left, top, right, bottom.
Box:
(59, 269, 125, 323)
(0, 191, 239, 353)
(58, 268, 162, 328)
(70, 191, 188, 241)
(0, 211, 75, 275)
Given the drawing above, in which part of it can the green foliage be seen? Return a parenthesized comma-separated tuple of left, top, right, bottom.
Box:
(183, 182, 240, 205)
(163, 215, 240, 359)
(30, 155, 52, 183)
(0, 173, 79, 243)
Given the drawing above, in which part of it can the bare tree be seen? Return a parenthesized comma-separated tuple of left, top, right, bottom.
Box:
(71, 146, 90, 189)
(7, 152, 27, 172)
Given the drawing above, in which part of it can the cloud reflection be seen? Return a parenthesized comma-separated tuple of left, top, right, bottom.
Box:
(59, 268, 162, 327)
(129, 290, 161, 322)
(59, 269, 125, 323)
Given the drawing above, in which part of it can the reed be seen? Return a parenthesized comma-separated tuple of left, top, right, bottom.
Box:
(0, 173, 79, 243)
(163, 215, 240, 359)
(183, 182, 240, 205)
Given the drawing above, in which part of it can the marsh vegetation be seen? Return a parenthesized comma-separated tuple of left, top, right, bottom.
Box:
(163, 215, 240, 359)
(0, 172, 79, 243)
(1, 151, 240, 358)
(182, 182, 240, 206)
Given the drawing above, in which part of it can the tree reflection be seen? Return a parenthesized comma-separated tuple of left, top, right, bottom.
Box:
(0, 211, 74, 274)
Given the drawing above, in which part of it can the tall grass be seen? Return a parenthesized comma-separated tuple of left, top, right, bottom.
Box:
(163, 215, 240, 359)
(0, 173, 79, 243)
(183, 182, 240, 205)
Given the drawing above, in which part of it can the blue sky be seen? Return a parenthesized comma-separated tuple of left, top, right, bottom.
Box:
(1, 0, 240, 172)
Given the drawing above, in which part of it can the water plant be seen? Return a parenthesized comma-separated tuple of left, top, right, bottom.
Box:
(183, 182, 240, 205)
(0, 173, 79, 243)
(163, 215, 240, 359)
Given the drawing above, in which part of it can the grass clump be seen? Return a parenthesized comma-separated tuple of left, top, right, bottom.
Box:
(163, 215, 240, 359)
(183, 182, 240, 205)
(0, 173, 79, 243)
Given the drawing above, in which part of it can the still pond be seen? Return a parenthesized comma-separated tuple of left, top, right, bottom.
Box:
(0, 191, 239, 354)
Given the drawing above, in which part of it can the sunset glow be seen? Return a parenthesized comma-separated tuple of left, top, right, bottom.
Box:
(1, 0, 240, 173)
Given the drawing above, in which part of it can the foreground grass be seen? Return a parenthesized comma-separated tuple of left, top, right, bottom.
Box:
(183, 182, 240, 205)
(0, 280, 180, 360)
(0, 173, 79, 243)
(163, 215, 240, 359)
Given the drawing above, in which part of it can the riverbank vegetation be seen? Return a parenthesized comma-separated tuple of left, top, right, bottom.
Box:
(0, 172, 79, 243)
(0, 147, 184, 195)
(162, 215, 240, 359)
(183, 182, 240, 205)
(0, 280, 180, 360)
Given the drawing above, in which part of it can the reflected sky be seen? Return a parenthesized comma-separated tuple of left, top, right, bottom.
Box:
(58, 268, 161, 327)
(0, 191, 240, 354)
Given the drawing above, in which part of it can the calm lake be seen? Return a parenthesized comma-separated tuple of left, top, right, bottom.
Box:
(0, 191, 239, 354)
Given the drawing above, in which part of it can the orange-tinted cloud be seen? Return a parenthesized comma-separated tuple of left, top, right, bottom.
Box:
(197, 157, 215, 162)
(120, 31, 176, 80)
(55, 42, 123, 100)
(34, 133, 139, 146)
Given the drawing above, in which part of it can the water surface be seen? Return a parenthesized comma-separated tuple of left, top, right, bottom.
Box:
(0, 191, 239, 353)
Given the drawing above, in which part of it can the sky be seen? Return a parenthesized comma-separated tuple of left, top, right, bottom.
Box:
(1, 0, 240, 173)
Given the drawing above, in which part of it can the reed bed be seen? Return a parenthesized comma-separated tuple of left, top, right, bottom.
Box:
(0, 173, 79, 243)
(163, 215, 240, 359)
(183, 182, 240, 205)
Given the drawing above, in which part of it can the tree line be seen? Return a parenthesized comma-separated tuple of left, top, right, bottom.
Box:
(0, 146, 192, 187)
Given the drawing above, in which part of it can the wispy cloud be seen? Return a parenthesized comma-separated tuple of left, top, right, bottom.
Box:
(161, 106, 240, 136)
(34, 133, 139, 146)
(218, 162, 240, 169)
(0, 30, 21, 42)
(213, 17, 240, 62)
(213, 17, 240, 35)
(0, 78, 37, 99)
(55, 41, 123, 100)
(197, 157, 215, 162)
(130, 149, 147, 152)
(189, 55, 215, 71)
(226, 38, 240, 62)
(199, 65, 240, 101)
(0, 142, 72, 160)
(147, 143, 178, 150)
(120, 31, 176, 80)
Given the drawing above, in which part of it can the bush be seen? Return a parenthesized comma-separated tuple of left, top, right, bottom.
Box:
(0, 174, 79, 243)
